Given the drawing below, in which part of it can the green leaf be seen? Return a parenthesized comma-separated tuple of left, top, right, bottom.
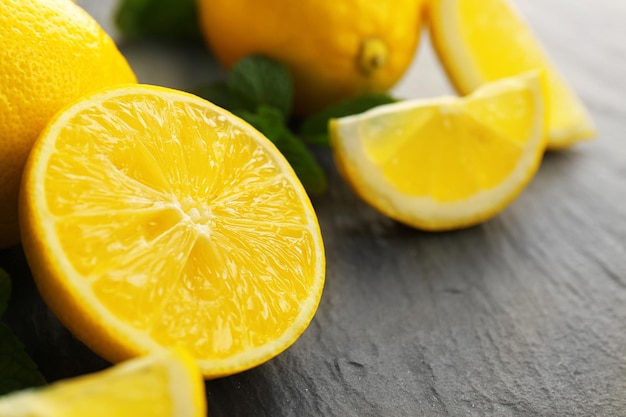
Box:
(238, 106, 327, 195)
(228, 56, 294, 119)
(193, 81, 251, 112)
(115, 0, 201, 40)
(0, 323, 46, 395)
(0, 269, 9, 318)
(0, 269, 46, 395)
(192, 56, 326, 194)
(300, 93, 397, 146)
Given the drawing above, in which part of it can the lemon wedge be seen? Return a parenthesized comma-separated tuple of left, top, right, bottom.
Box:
(330, 71, 546, 231)
(428, 0, 595, 149)
(0, 350, 205, 417)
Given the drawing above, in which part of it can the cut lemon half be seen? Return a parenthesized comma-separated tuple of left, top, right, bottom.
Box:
(19, 84, 325, 378)
(428, 0, 595, 149)
(329, 71, 546, 231)
(0, 349, 205, 417)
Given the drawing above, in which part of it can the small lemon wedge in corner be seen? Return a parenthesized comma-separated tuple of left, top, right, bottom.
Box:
(0, 349, 206, 417)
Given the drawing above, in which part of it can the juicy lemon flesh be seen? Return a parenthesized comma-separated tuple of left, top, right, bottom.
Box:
(454, 0, 544, 87)
(331, 72, 545, 230)
(432, 0, 595, 148)
(23, 86, 324, 376)
(360, 83, 535, 202)
(0, 350, 205, 417)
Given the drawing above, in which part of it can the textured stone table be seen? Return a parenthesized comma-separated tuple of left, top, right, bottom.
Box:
(3, 0, 626, 416)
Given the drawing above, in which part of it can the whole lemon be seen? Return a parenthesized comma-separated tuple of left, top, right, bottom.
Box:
(197, 0, 425, 115)
(0, 0, 136, 248)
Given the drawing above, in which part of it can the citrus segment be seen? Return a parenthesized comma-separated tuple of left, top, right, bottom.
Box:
(428, 0, 595, 149)
(330, 72, 546, 230)
(0, 350, 205, 417)
(19, 85, 325, 378)
(0, 0, 136, 248)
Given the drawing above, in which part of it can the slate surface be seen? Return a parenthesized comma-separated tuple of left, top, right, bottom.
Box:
(2, 0, 626, 416)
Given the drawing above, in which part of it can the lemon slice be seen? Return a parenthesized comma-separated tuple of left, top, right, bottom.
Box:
(329, 71, 546, 231)
(0, 350, 205, 416)
(19, 84, 325, 378)
(428, 0, 595, 149)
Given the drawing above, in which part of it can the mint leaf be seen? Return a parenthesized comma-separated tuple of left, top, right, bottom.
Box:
(0, 323, 46, 395)
(300, 93, 397, 146)
(0, 269, 9, 317)
(115, 0, 201, 40)
(193, 56, 326, 194)
(238, 106, 327, 195)
(193, 81, 251, 111)
(228, 56, 293, 119)
(0, 269, 46, 395)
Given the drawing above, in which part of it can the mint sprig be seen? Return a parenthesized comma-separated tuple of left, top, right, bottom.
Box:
(227, 56, 293, 118)
(115, 0, 200, 40)
(300, 93, 397, 147)
(0, 324, 46, 395)
(238, 106, 327, 195)
(0, 269, 46, 396)
(193, 55, 327, 195)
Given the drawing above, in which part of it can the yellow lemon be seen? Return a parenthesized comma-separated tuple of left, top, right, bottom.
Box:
(0, 0, 136, 248)
(197, 0, 426, 115)
(330, 71, 546, 230)
(0, 350, 205, 417)
(427, 0, 595, 150)
(19, 84, 326, 378)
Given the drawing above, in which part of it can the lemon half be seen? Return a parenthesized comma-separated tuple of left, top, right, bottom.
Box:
(20, 84, 325, 378)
